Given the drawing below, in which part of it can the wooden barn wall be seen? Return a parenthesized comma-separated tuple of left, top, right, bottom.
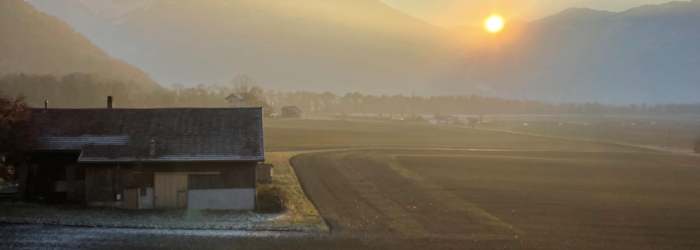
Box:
(135, 162, 256, 189)
(84, 164, 134, 202)
(84, 162, 256, 203)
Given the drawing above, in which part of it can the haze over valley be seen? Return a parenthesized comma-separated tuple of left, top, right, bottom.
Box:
(18, 0, 700, 104)
(3, 2, 700, 250)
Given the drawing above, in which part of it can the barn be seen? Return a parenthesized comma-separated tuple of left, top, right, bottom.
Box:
(225, 93, 274, 117)
(280, 106, 302, 118)
(18, 102, 265, 210)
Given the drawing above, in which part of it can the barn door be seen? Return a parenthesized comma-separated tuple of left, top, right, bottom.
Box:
(154, 173, 188, 209)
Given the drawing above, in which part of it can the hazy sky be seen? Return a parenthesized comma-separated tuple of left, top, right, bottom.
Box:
(379, 0, 681, 28)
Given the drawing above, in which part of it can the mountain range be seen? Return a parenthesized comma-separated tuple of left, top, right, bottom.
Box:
(25, 0, 457, 95)
(18, 0, 700, 103)
(445, 1, 700, 103)
(0, 0, 163, 92)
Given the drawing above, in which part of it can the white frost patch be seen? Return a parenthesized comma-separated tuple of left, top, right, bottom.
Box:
(0, 203, 321, 232)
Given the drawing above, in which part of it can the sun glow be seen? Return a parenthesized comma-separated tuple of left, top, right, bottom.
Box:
(485, 15, 505, 33)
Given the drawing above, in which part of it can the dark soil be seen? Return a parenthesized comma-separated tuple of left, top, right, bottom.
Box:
(292, 150, 700, 250)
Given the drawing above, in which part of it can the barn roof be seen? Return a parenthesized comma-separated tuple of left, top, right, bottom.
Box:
(225, 93, 252, 101)
(225, 93, 273, 110)
(281, 106, 302, 112)
(28, 108, 264, 163)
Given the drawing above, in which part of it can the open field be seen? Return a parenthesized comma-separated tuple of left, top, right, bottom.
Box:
(264, 119, 650, 152)
(476, 115, 700, 153)
(263, 118, 654, 234)
(292, 149, 700, 250)
(4, 118, 699, 249)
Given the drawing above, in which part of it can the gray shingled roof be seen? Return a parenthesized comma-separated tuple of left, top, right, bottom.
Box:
(225, 93, 252, 101)
(29, 108, 264, 163)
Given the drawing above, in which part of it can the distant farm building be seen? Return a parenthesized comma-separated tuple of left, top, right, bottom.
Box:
(225, 93, 274, 117)
(432, 114, 457, 125)
(18, 97, 265, 210)
(280, 106, 302, 118)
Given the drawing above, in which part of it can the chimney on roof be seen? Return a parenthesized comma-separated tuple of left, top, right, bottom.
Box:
(107, 96, 113, 109)
(149, 140, 156, 157)
(44, 100, 49, 109)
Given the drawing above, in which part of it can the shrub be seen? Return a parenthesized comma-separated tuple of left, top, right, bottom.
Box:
(256, 184, 285, 214)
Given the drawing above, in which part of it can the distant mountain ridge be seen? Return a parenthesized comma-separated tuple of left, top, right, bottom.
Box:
(442, 0, 700, 103)
(0, 0, 163, 92)
(25, 0, 700, 103)
(26, 0, 456, 95)
(534, 8, 615, 27)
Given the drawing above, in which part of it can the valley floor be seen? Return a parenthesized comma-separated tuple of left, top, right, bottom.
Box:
(3, 118, 699, 249)
(292, 150, 700, 250)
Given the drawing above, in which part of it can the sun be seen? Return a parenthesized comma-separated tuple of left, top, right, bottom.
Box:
(485, 15, 505, 33)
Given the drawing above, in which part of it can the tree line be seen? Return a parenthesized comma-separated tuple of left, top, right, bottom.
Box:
(2, 73, 700, 117)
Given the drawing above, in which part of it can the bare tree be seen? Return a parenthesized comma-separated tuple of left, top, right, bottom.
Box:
(0, 93, 33, 182)
(695, 137, 700, 154)
(229, 74, 265, 101)
(230, 74, 257, 93)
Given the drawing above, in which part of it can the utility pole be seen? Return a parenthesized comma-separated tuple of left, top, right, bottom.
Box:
(597, 124, 601, 142)
(503, 119, 507, 132)
(667, 129, 672, 149)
